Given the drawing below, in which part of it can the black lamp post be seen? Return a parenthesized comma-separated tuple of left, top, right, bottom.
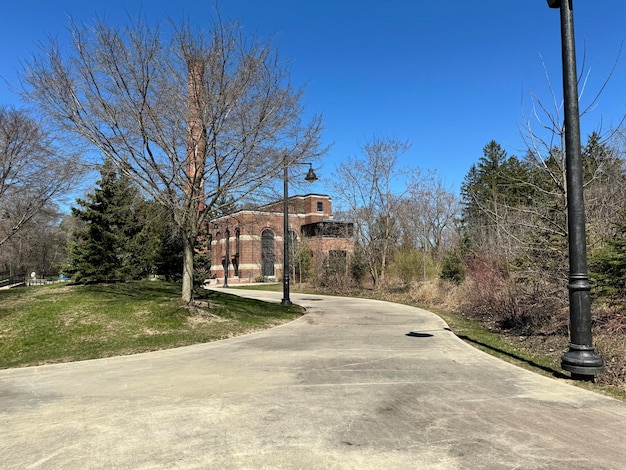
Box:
(547, 0, 604, 379)
(281, 160, 318, 306)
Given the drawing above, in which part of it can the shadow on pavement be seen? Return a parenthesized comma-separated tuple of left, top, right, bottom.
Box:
(405, 331, 434, 338)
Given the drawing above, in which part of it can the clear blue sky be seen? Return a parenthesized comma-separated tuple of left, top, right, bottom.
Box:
(1, 1, 625, 195)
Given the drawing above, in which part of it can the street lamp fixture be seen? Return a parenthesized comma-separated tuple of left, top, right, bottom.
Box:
(282, 161, 318, 306)
(547, 0, 604, 379)
(305, 166, 318, 183)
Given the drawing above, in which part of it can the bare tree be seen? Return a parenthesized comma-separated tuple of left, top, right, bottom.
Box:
(331, 137, 410, 287)
(520, 50, 626, 249)
(0, 107, 76, 252)
(21, 17, 325, 302)
(398, 171, 459, 256)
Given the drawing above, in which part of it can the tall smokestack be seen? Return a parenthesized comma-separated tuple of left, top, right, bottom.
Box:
(186, 57, 207, 212)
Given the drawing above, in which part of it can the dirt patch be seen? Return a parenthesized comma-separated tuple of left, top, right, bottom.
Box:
(185, 301, 230, 327)
(187, 312, 230, 326)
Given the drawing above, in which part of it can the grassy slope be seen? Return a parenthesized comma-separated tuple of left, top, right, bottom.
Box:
(0, 281, 302, 369)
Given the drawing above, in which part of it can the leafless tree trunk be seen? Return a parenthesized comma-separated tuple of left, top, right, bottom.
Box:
(21, 18, 325, 302)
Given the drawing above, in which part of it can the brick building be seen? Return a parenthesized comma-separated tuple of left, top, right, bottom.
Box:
(208, 194, 353, 283)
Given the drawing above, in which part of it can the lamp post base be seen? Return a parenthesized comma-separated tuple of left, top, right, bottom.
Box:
(561, 343, 604, 380)
(280, 299, 292, 306)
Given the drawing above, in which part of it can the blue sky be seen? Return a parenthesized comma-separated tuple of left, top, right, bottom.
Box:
(1, 1, 626, 196)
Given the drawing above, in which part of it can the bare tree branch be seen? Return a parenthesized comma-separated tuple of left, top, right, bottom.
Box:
(0, 107, 79, 250)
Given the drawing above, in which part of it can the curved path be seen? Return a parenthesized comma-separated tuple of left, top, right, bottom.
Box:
(2, 289, 626, 469)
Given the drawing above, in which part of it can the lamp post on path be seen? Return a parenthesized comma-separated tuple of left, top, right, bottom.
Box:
(547, 0, 604, 380)
(281, 159, 318, 306)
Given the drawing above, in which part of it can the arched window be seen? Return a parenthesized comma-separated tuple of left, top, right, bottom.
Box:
(214, 232, 222, 267)
(261, 229, 275, 277)
(234, 228, 241, 277)
(223, 229, 231, 275)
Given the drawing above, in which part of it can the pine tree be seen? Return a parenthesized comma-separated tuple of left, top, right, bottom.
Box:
(591, 210, 626, 299)
(65, 159, 143, 282)
(519, 134, 626, 282)
(135, 200, 183, 280)
(460, 140, 528, 255)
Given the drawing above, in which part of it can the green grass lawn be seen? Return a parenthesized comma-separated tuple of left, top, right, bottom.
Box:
(0, 280, 303, 369)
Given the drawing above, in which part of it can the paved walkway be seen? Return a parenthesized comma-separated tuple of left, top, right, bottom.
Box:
(2, 289, 626, 469)
(0, 282, 24, 290)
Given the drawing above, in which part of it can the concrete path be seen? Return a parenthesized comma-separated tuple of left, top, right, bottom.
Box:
(1, 290, 626, 469)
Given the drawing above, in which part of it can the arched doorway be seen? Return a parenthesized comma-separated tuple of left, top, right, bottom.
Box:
(261, 229, 275, 277)
(233, 228, 241, 277)
(214, 232, 222, 275)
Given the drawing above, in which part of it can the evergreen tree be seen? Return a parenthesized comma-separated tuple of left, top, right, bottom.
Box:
(440, 250, 465, 284)
(460, 140, 528, 255)
(457, 134, 626, 333)
(591, 210, 626, 299)
(519, 134, 626, 282)
(65, 159, 144, 282)
(126, 199, 183, 280)
(582, 132, 626, 241)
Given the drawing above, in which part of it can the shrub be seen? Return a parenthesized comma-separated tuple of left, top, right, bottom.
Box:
(460, 256, 560, 335)
(388, 247, 437, 286)
(349, 249, 368, 287)
(312, 251, 352, 292)
(440, 251, 465, 284)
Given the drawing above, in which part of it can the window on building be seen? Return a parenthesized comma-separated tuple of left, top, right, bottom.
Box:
(214, 232, 222, 264)
(223, 229, 231, 276)
(261, 229, 275, 277)
(317, 201, 323, 212)
(234, 228, 241, 277)
(329, 250, 347, 261)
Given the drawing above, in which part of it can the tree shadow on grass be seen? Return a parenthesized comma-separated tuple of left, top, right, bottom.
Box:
(456, 334, 569, 379)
